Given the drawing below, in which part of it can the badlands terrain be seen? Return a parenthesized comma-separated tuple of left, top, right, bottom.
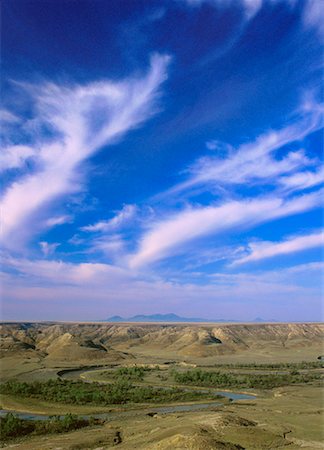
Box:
(0, 322, 323, 449)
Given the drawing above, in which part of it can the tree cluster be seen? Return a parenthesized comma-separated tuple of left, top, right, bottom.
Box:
(211, 361, 322, 370)
(0, 378, 214, 405)
(0, 413, 97, 442)
(172, 368, 321, 389)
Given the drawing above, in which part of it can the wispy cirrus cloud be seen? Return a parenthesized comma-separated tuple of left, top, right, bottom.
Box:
(303, 0, 324, 39)
(164, 101, 322, 198)
(2, 254, 128, 285)
(0, 109, 21, 123)
(129, 94, 323, 269)
(84, 234, 127, 261)
(129, 189, 323, 268)
(232, 231, 324, 265)
(45, 215, 74, 228)
(181, 0, 314, 23)
(183, 0, 324, 39)
(0, 54, 170, 249)
(279, 166, 324, 192)
(81, 204, 137, 233)
(0, 145, 36, 172)
(210, 260, 324, 284)
(182, 0, 264, 19)
(177, 0, 268, 69)
(39, 241, 60, 257)
(78, 204, 139, 261)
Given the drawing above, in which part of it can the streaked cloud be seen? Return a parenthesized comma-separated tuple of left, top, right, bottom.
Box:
(0, 54, 170, 248)
(182, 0, 324, 43)
(205, 139, 232, 153)
(39, 241, 60, 257)
(45, 215, 73, 228)
(279, 167, 324, 192)
(0, 145, 35, 172)
(166, 101, 322, 197)
(87, 234, 127, 260)
(0, 109, 20, 123)
(303, 0, 324, 39)
(129, 189, 323, 268)
(233, 231, 324, 265)
(129, 95, 322, 269)
(180, 0, 305, 21)
(3, 254, 128, 285)
(182, 0, 263, 19)
(81, 204, 137, 232)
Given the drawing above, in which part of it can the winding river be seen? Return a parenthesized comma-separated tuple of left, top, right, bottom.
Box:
(0, 366, 256, 421)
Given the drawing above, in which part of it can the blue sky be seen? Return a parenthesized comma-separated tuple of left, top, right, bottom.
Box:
(1, 0, 323, 321)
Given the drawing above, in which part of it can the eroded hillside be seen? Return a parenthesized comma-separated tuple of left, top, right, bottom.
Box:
(1, 322, 323, 369)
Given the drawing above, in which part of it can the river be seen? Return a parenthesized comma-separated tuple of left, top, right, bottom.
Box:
(0, 367, 256, 421)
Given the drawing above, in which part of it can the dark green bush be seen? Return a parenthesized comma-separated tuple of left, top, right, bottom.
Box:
(172, 369, 322, 389)
(115, 366, 149, 381)
(0, 413, 96, 442)
(212, 361, 322, 370)
(0, 413, 33, 439)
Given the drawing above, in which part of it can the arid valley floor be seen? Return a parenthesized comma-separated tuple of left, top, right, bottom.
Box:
(0, 322, 323, 449)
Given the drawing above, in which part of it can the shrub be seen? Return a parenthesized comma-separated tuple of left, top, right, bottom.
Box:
(0, 413, 98, 442)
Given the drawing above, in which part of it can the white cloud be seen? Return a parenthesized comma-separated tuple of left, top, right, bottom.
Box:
(167, 103, 322, 197)
(0, 109, 20, 123)
(68, 234, 85, 246)
(240, 0, 263, 18)
(181, 0, 300, 20)
(182, 0, 263, 18)
(145, 95, 323, 270)
(205, 139, 232, 153)
(4, 255, 127, 284)
(183, 0, 324, 38)
(279, 166, 324, 192)
(205, 140, 219, 151)
(81, 204, 137, 232)
(39, 241, 60, 257)
(45, 215, 73, 227)
(209, 261, 324, 295)
(11, 254, 320, 290)
(0, 145, 36, 172)
(303, 0, 324, 39)
(86, 234, 126, 259)
(0, 54, 170, 248)
(129, 189, 323, 268)
(281, 261, 324, 275)
(233, 231, 324, 265)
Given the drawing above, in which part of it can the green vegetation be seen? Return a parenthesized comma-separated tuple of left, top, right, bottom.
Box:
(172, 368, 322, 389)
(0, 413, 99, 442)
(211, 361, 323, 370)
(115, 365, 150, 381)
(0, 379, 217, 406)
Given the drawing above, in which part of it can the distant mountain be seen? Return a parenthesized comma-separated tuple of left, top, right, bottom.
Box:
(106, 315, 124, 322)
(105, 313, 208, 323)
(104, 314, 277, 323)
(253, 317, 278, 323)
